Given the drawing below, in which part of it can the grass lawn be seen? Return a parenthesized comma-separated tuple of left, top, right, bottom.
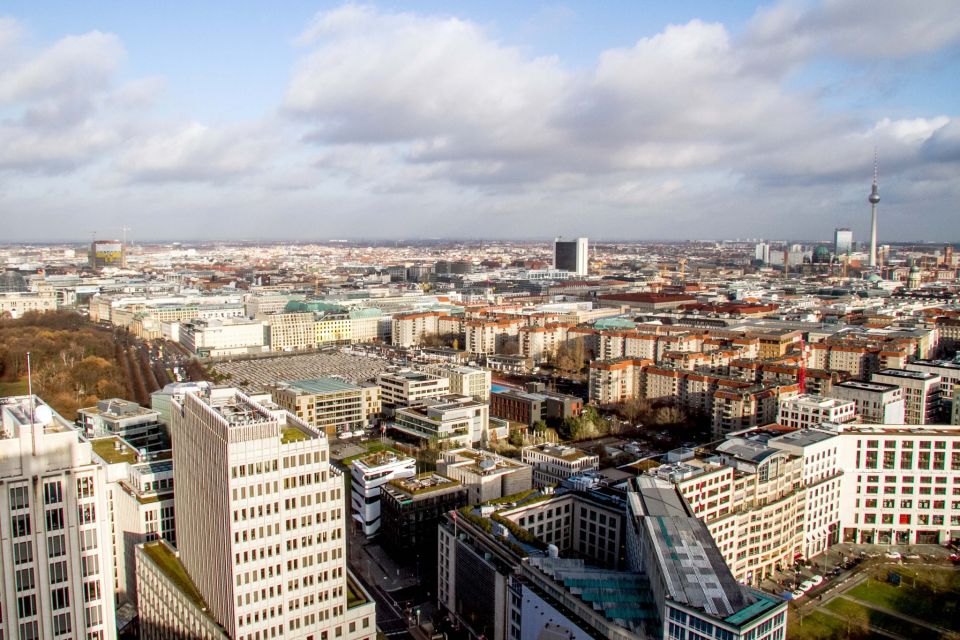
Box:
(341, 441, 403, 465)
(0, 378, 28, 396)
(786, 609, 851, 640)
(826, 596, 946, 639)
(847, 569, 960, 631)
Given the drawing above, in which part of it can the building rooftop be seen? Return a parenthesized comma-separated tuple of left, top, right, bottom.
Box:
(81, 398, 158, 419)
(386, 473, 461, 497)
(525, 443, 596, 462)
(781, 394, 853, 409)
(141, 541, 210, 613)
(630, 476, 750, 618)
(834, 380, 900, 393)
(0, 395, 72, 437)
(768, 428, 837, 448)
(875, 368, 939, 381)
(91, 437, 140, 465)
(354, 449, 413, 470)
(279, 377, 360, 395)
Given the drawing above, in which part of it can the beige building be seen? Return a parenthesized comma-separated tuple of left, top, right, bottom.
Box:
(651, 438, 805, 585)
(872, 368, 942, 424)
(777, 394, 856, 429)
(377, 370, 450, 408)
(391, 311, 441, 347)
(521, 444, 599, 488)
(137, 387, 376, 640)
(422, 364, 491, 402)
(437, 448, 532, 503)
(271, 378, 381, 437)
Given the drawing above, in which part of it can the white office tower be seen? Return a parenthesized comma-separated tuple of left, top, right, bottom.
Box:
(137, 387, 375, 640)
(0, 395, 117, 640)
(553, 237, 589, 276)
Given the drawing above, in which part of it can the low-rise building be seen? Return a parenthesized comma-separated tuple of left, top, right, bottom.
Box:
(377, 370, 450, 408)
(777, 394, 856, 429)
(521, 444, 599, 488)
(392, 395, 489, 448)
(437, 448, 532, 503)
(78, 398, 169, 451)
(271, 377, 381, 437)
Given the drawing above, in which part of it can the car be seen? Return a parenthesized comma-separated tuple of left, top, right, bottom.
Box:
(905, 553, 920, 560)
(791, 590, 806, 599)
(809, 575, 824, 586)
(832, 567, 843, 576)
(798, 581, 815, 592)
(885, 551, 902, 560)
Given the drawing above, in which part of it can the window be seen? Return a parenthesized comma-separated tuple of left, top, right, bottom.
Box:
(10, 485, 30, 509)
(44, 481, 63, 505)
(51, 587, 70, 609)
(50, 561, 68, 583)
(46, 508, 64, 531)
(53, 612, 71, 636)
(48, 535, 66, 558)
(15, 568, 35, 591)
(18, 594, 37, 617)
(14, 541, 33, 565)
(12, 514, 31, 537)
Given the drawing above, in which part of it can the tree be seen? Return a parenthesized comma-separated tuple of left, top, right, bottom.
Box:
(508, 429, 524, 447)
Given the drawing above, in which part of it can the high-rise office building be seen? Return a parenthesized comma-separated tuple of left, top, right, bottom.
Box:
(553, 237, 588, 276)
(0, 395, 118, 640)
(137, 387, 375, 640)
(834, 227, 853, 256)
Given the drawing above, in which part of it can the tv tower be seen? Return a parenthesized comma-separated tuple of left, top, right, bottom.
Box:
(868, 150, 880, 268)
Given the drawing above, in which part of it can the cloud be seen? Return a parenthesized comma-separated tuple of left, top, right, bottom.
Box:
(746, 0, 960, 63)
(114, 122, 276, 183)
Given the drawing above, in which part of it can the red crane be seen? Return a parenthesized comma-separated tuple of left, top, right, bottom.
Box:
(798, 338, 808, 394)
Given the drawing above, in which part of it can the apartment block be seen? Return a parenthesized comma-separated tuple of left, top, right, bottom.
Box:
(423, 364, 492, 402)
(829, 380, 905, 424)
(376, 370, 450, 409)
(391, 311, 441, 347)
(776, 394, 856, 429)
(0, 395, 117, 640)
(872, 368, 942, 424)
(271, 378, 381, 437)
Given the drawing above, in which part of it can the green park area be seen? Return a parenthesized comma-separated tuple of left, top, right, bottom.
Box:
(788, 566, 960, 640)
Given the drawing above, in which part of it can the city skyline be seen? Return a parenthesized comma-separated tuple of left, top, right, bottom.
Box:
(1, 1, 959, 242)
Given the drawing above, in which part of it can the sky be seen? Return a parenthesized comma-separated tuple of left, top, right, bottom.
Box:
(1, 1, 959, 243)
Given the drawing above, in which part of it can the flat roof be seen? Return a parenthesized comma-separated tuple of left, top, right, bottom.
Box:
(875, 368, 939, 380)
(834, 380, 900, 392)
(91, 437, 139, 465)
(768, 428, 837, 448)
(283, 377, 360, 394)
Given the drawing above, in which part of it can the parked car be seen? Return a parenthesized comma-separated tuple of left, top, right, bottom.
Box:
(809, 575, 824, 586)
(885, 551, 902, 560)
(791, 590, 806, 599)
(798, 581, 815, 592)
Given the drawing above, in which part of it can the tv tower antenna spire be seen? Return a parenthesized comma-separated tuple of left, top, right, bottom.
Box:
(868, 149, 880, 269)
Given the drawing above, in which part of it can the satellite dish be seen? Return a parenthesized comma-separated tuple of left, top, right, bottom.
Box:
(33, 405, 53, 425)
